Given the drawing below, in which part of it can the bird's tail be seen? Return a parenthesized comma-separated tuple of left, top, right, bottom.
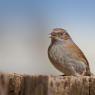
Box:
(85, 66, 93, 76)
(87, 69, 94, 76)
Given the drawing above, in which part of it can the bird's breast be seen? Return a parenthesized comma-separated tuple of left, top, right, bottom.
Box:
(48, 43, 66, 65)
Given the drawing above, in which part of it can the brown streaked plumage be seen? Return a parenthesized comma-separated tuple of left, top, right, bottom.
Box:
(48, 28, 91, 76)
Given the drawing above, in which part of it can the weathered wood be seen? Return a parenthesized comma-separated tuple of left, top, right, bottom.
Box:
(48, 76, 89, 95)
(89, 76, 95, 95)
(21, 75, 48, 95)
(0, 73, 8, 95)
(0, 73, 95, 95)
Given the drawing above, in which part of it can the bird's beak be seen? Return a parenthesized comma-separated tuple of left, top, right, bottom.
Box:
(48, 32, 57, 39)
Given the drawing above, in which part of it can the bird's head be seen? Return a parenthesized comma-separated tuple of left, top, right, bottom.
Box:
(49, 28, 71, 42)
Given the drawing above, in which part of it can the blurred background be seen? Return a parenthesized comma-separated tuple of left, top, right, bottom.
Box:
(0, 0, 95, 75)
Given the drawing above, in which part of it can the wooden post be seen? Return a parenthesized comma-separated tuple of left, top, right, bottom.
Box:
(0, 73, 95, 95)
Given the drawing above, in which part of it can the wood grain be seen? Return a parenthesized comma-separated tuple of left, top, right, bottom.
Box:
(0, 73, 95, 95)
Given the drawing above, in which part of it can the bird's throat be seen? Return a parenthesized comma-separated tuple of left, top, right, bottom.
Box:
(51, 38, 57, 44)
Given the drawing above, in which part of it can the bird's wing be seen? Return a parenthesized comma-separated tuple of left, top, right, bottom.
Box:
(66, 43, 89, 66)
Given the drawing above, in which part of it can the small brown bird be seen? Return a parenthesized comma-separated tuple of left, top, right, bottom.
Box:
(48, 28, 91, 76)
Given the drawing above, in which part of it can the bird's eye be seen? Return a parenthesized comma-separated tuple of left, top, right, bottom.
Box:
(60, 33, 63, 35)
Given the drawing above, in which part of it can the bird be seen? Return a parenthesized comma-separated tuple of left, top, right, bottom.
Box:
(48, 28, 91, 76)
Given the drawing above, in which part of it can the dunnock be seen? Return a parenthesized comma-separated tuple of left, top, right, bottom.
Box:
(48, 28, 91, 76)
